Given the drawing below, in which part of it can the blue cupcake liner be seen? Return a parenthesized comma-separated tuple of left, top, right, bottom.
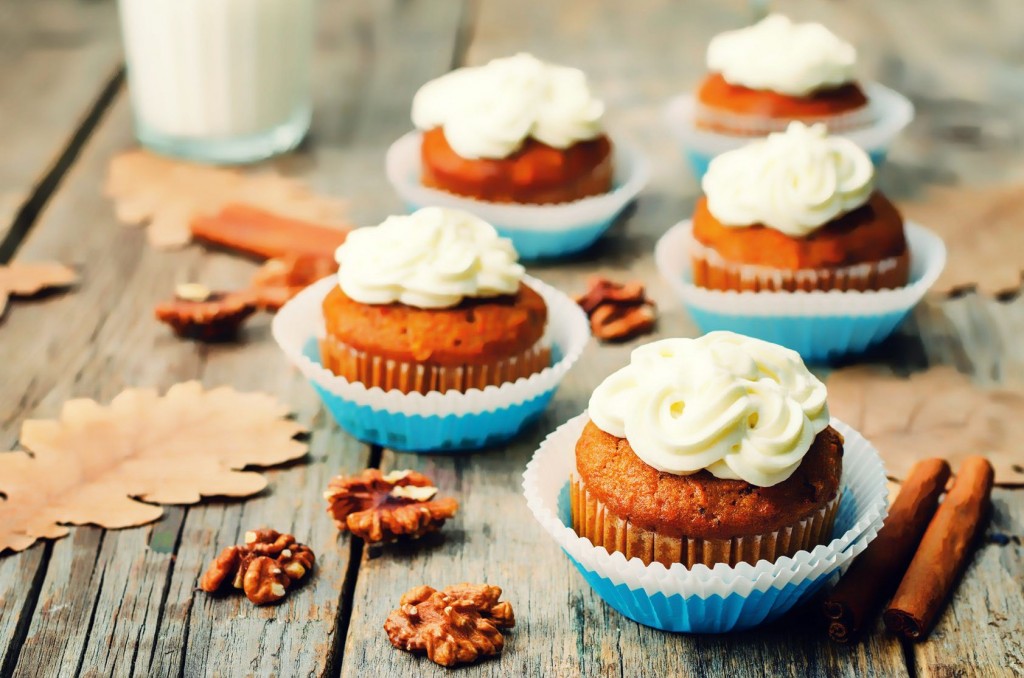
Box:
(567, 558, 838, 633)
(665, 82, 914, 180)
(386, 131, 649, 260)
(523, 414, 889, 634)
(305, 342, 558, 452)
(654, 220, 946, 364)
(273, 275, 590, 453)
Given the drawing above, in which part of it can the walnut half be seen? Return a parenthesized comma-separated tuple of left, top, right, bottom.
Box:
(384, 583, 515, 667)
(199, 528, 315, 605)
(574, 275, 657, 342)
(324, 469, 459, 544)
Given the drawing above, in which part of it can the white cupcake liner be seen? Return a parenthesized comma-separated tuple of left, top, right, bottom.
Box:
(385, 131, 649, 258)
(654, 220, 946, 362)
(272, 275, 591, 451)
(664, 82, 915, 178)
(522, 413, 889, 632)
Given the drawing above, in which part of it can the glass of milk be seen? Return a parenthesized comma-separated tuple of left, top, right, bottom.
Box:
(117, 0, 315, 164)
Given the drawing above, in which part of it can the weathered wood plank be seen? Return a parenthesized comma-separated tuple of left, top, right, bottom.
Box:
(161, 3, 473, 675)
(1, 0, 1022, 676)
(1, 0, 471, 675)
(340, 0, 1024, 675)
(0, 0, 123, 248)
(907, 489, 1023, 678)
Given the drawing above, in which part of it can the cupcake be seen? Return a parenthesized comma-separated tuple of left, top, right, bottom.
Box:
(691, 122, 909, 292)
(411, 53, 613, 204)
(322, 206, 551, 394)
(571, 331, 842, 568)
(695, 14, 872, 136)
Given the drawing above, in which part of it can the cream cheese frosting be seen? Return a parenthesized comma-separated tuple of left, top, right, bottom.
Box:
(702, 122, 874, 237)
(588, 332, 830, 487)
(411, 52, 605, 160)
(707, 14, 857, 96)
(335, 207, 524, 309)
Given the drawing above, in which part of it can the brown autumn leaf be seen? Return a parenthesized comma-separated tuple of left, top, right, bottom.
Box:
(0, 381, 308, 554)
(0, 262, 77, 319)
(902, 183, 1024, 296)
(826, 366, 1024, 486)
(105, 150, 348, 249)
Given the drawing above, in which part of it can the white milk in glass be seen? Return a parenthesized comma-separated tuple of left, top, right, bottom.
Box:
(117, 0, 315, 163)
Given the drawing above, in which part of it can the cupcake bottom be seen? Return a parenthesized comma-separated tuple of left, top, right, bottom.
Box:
(571, 476, 841, 568)
(693, 102, 876, 137)
(320, 336, 552, 395)
(691, 239, 911, 292)
(421, 163, 613, 205)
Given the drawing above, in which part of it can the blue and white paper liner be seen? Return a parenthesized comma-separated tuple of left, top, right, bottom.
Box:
(385, 131, 649, 259)
(664, 82, 915, 180)
(654, 220, 946, 363)
(522, 413, 889, 633)
(272, 275, 590, 452)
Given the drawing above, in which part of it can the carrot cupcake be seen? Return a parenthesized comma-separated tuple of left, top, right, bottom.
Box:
(572, 331, 842, 568)
(322, 206, 550, 394)
(695, 14, 872, 135)
(411, 53, 613, 204)
(691, 122, 909, 292)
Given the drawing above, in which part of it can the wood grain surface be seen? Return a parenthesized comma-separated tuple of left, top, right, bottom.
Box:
(0, 0, 1021, 676)
(0, 0, 123, 253)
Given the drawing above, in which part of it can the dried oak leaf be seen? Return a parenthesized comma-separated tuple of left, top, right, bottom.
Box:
(105, 150, 348, 249)
(826, 365, 1024, 486)
(0, 262, 77, 319)
(901, 183, 1024, 295)
(0, 382, 308, 553)
(384, 583, 515, 667)
(199, 528, 315, 605)
(325, 469, 459, 543)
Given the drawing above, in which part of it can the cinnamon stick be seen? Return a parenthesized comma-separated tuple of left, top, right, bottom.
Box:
(191, 204, 349, 260)
(823, 458, 951, 643)
(883, 456, 995, 640)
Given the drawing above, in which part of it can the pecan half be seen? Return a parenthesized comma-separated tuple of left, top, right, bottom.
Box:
(384, 583, 515, 667)
(573, 277, 647, 314)
(589, 303, 657, 342)
(199, 528, 315, 606)
(574, 275, 657, 342)
(325, 469, 459, 544)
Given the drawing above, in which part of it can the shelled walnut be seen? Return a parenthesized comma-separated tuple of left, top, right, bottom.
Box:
(155, 253, 337, 342)
(384, 583, 515, 667)
(325, 469, 459, 544)
(199, 528, 315, 605)
(155, 285, 260, 342)
(574, 276, 656, 342)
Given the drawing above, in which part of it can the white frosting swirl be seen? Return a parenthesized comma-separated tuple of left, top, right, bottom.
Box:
(707, 14, 857, 96)
(588, 332, 830, 487)
(702, 122, 875, 236)
(411, 53, 605, 159)
(335, 207, 524, 309)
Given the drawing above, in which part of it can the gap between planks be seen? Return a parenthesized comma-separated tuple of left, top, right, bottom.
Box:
(0, 66, 124, 264)
(0, 66, 124, 678)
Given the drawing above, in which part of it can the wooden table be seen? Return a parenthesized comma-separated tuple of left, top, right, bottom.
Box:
(1, 1, 1022, 676)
